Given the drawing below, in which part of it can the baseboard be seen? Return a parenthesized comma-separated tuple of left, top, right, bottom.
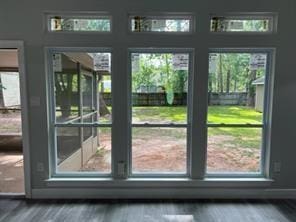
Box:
(31, 188, 296, 199)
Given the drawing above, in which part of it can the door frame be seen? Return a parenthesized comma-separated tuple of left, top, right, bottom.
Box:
(0, 40, 31, 197)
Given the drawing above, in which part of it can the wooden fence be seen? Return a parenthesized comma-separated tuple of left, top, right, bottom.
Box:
(102, 92, 247, 106)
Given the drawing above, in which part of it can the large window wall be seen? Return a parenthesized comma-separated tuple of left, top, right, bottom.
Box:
(47, 13, 275, 180)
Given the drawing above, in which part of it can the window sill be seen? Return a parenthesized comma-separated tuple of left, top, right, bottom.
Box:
(46, 177, 273, 188)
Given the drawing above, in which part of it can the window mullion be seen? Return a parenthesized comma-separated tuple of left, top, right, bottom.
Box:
(190, 47, 209, 179)
(112, 46, 129, 179)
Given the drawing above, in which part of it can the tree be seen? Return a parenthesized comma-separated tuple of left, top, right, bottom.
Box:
(0, 78, 4, 108)
(97, 73, 110, 116)
(132, 53, 188, 94)
(218, 54, 223, 93)
(55, 73, 75, 118)
(247, 69, 257, 107)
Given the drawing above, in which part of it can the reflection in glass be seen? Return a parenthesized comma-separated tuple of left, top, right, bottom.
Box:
(131, 17, 191, 32)
(210, 17, 270, 32)
(50, 17, 111, 32)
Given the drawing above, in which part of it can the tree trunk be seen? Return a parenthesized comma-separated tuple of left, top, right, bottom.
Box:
(218, 54, 223, 93)
(247, 70, 257, 107)
(98, 93, 110, 116)
(233, 79, 237, 92)
(226, 69, 230, 93)
(0, 76, 4, 108)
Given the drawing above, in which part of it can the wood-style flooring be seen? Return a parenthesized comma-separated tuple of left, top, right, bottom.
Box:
(1, 198, 296, 222)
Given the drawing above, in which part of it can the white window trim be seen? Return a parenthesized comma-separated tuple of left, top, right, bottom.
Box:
(46, 47, 113, 178)
(127, 48, 194, 178)
(43, 10, 277, 184)
(205, 48, 275, 178)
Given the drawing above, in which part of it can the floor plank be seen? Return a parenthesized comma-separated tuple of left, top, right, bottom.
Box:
(0, 198, 295, 222)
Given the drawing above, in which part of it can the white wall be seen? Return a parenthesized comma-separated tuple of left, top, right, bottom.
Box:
(0, 0, 296, 198)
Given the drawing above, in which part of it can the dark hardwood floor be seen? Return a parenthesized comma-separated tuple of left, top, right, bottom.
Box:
(1, 198, 296, 222)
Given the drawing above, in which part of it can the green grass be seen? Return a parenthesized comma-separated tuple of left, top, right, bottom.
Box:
(132, 105, 262, 124)
(133, 105, 263, 149)
(55, 105, 263, 149)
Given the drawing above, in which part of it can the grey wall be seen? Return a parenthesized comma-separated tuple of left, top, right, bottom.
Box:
(0, 0, 295, 194)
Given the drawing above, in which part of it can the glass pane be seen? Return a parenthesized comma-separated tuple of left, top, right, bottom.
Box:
(56, 127, 81, 172)
(132, 127, 187, 173)
(81, 127, 111, 173)
(56, 127, 111, 173)
(207, 127, 262, 173)
(210, 17, 271, 32)
(50, 17, 111, 32)
(131, 16, 191, 32)
(131, 53, 189, 124)
(53, 52, 112, 124)
(208, 53, 267, 124)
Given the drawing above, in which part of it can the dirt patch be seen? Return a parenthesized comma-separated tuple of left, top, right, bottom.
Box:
(0, 152, 24, 193)
(0, 111, 22, 134)
(83, 132, 260, 173)
(207, 135, 260, 172)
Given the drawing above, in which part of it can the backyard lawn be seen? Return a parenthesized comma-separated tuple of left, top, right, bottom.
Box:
(132, 105, 262, 124)
(131, 105, 263, 172)
(132, 106, 263, 149)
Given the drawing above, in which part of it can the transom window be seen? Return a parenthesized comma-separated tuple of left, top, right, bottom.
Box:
(130, 15, 192, 33)
(48, 15, 111, 32)
(210, 14, 275, 33)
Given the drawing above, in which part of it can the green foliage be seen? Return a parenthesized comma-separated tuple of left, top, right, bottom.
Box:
(209, 53, 265, 93)
(132, 54, 188, 93)
(87, 19, 110, 31)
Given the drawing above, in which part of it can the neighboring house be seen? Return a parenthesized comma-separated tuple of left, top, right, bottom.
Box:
(252, 76, 265, 112)
(0, 72, 21, 108)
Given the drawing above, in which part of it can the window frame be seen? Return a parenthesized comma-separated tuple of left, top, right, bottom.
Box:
(127, 48, 194, 178)
(205, 48, 275, 178)
(47, 47, 113, 178)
